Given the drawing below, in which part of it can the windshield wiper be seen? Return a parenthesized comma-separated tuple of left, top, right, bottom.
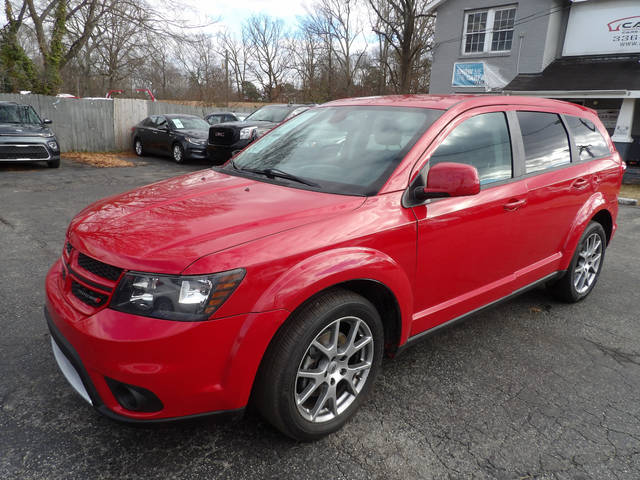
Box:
(230, 161, 319, 187)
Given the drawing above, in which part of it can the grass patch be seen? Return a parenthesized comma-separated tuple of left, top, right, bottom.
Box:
(62, 151, 137, 168)
(620, 184, 640, 201)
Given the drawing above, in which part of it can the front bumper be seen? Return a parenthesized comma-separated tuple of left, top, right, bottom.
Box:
(207, 139, 251, 164)
(45, 260, 288, 423)
(184, 144, 208, 160)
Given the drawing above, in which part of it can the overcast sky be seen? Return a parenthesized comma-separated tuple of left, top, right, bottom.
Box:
(184, 0, 314, 35)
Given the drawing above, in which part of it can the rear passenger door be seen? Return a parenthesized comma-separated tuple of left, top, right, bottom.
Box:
(411, 108, 528, 335)
(510, 111, 597, 287)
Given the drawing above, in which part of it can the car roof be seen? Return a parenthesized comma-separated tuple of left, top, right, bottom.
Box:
(163, 114, 202, 119)
(322, 94, 595, 116)
(205, 112, 237, 116)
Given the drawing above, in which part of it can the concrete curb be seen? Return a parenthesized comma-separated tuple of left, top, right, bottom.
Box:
(619, 197, 639, 206)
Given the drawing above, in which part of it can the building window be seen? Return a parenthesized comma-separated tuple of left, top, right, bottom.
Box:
(463, 6, 516, 54)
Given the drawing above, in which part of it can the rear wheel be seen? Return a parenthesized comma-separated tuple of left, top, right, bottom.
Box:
(548, 221, 606, 302)
(172, 143, 185, 164)
(254, 289, 383, 441)
(134, 138, 144, 156)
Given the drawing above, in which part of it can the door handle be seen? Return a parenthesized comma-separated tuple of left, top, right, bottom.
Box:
(503, 199, 527, 211)
(573, 177, 589, 189)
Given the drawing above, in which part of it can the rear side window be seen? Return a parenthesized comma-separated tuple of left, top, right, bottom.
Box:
(142, 117, 154, 127)
(517, 112, 570, 174)
(565, 115, 610, 161)
(429, 112, 512, 185)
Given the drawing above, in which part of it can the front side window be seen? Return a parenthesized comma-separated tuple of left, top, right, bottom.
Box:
(517, 112, 571, 174)
(429, 112, 513, 185)
(227, 106, 443, 196)
(463, 6, 516, 54)
(565, 115, 611, 161)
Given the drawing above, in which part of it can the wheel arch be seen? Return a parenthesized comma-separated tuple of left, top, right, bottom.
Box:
(591, 209, 613, 245)
(561, 192, 613, 269)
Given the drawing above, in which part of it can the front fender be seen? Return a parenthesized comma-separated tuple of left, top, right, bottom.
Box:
(253, 247, 414, 344)
(560, 192, 607, 270)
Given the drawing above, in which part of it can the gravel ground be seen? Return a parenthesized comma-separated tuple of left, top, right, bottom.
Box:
(1, 156, 640, 480)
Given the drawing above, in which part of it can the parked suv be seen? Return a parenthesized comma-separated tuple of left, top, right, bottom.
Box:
(207, 104, 312, 163)
(45, 95, 622, 441)
(0, 101, 60, 168)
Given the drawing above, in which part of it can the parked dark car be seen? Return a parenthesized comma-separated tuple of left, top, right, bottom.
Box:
(207, 104, 313, 163)
(132, 114, 210, 163)
(204, 112, 240, 125)
(0, 101, 60, 168)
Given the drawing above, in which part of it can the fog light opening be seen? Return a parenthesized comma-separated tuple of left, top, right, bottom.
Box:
(105, 377, 163, 413)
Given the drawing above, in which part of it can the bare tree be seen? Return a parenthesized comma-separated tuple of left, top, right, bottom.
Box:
(315, 0, 367, 96)
(218, 30, 250, 101)
(368, 0, 435, 93)
(243, 14, 289, 102)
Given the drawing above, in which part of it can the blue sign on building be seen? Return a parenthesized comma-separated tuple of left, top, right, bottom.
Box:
(452, 62, 486, 87)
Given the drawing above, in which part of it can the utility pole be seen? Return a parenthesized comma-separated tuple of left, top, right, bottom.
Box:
(225, 50, 229, 108)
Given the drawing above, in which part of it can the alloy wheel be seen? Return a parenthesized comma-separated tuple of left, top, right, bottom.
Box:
(295, 316, 374, 423)
(574, 232, 602, 294)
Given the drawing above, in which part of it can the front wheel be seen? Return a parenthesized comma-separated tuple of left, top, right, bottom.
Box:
(47, 157, 60, 168)
(172, 143, 185, 164)
(548, 221, 606, 302)
(254, 289, 384, 441)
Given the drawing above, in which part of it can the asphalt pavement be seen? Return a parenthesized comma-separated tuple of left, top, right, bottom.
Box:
(1, 156, 640, 479)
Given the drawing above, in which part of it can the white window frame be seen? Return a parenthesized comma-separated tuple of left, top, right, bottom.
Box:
(462, 5, 517, 55)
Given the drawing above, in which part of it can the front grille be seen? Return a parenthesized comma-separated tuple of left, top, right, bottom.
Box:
(0, 144, 49, 159)
(77, 253, 123, 281)
(71, 280, 108, 308)
(209, 127, 236, 145)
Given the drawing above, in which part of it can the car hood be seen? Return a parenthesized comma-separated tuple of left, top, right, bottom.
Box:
(0, 123, 54, 137)
(67, 169, 365, 274)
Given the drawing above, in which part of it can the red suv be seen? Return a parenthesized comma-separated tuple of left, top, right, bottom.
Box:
(45, 95, 623, 440)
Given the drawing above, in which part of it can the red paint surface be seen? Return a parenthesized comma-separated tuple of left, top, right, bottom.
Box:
(46, 95, 623, 420)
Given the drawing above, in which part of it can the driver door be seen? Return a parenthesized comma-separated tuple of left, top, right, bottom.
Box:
(410, 108, 528, 337)
(153, 116, 171, 155)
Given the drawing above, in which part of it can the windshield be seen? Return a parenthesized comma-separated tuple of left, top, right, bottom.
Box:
(226, 106, 443, 196)
(169, 117, 209, 130)
(244, 106, 292, 123)
(0, 104, 42, 124)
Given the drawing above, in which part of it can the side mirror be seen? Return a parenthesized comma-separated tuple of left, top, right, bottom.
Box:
(415, 162, 480, 201)
(42, 118, 52, 124)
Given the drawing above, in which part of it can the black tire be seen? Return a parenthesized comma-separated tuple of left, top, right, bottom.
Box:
(47, 157, 60, 168)
(172, 143, 185, 164)
(253, 288, 384, 441)
(134, 138, 144, 157)
(548, 221, 606, 303)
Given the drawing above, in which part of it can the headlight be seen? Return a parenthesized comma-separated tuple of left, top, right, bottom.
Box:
(186, 137, 206, 145)
(110, 269, 245, 321)
(47, 140, 59, 150)
(239, 127, 257, 140)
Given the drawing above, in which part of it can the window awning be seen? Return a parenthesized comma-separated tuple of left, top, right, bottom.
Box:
(503, 55, 640, 97)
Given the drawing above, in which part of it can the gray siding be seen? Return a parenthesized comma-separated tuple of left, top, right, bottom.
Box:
(429, 0, 565, 94)
(0, 94, 255, 152)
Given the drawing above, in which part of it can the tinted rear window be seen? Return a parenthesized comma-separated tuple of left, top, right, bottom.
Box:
(565, 115, 610, 161)
(517, 112, 571, 174)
